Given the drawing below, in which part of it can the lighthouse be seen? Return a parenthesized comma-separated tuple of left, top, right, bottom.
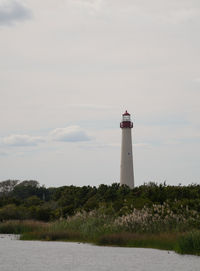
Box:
(120, 110, 134, 188)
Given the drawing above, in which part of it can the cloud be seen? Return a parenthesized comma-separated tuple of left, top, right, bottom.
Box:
(2, 134, 44, 146)
(0, 0, 32, 26)
(0, 125, 92, 147)
(50, 126, 92, 142)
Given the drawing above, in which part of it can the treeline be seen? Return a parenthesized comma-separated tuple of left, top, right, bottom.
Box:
(0, 180, 200, 221)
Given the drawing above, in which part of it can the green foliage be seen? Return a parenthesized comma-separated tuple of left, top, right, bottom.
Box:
(1, 213, 200, 255)
(97, 232, 177, 250)
(0, 220, 46, 234)
(48, 211, 113, 241)
(21, 230, 81, 241)
(12, 180, 46, 200)
(1, 179, 200, 225)
(3, 180, 200, 255)
(24, 196, 42, 207)
(0, 180, 20, 195)
(176, 231, 200, 255)
(0, 204, 28, 220)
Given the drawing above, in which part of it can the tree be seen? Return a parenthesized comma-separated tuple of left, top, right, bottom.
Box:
(0, 180, 20, 196)
(13, 180, 41, 199)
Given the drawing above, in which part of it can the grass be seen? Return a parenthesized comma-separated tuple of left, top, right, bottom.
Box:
(20, 230, 82, 241)
(97, 232, 178, 250)
(0, 220, 47, 234)
(0, 220, 180, 252)
(1, 208, 200, 256)
(13, 220, 179, 251)
(175, 231, 200, 255)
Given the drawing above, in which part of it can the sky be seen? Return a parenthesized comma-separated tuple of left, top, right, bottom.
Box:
(0, 0, 200, 187)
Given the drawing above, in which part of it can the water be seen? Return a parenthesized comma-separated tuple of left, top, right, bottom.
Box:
(0, 235, 200, 271)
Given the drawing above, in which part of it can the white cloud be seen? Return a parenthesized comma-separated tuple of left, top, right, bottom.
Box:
(50, 126, 92, 142)
(2, 134, 44, 146)
(0, 126, 93, 147)
(0, 0, 32, 25)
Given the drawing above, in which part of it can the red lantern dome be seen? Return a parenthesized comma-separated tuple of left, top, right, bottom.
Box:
(120, 110, 133, 128)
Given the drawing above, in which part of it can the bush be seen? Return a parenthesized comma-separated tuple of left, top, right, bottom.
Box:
(0, 204, 29, 220)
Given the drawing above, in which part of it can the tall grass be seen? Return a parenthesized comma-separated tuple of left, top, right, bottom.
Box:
(48, 211, 113, 241)
(114, 203, 200, 233)
(176, 231, 200, 255)
(0, 220, 47, 234)
(97, 232, 178, 250)
(1, 205, 200, 256)
(20, 230, 81, 241)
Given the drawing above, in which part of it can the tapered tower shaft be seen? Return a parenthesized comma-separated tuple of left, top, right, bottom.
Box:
(120, 111, 134, 188)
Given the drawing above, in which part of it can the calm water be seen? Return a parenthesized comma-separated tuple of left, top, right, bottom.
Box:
(0, 234, 200, 271)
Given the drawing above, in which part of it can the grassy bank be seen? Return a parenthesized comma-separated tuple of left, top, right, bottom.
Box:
(0, 220, 178, 250)
(175, 231, 200, 255)
(97, 232, 178, 250)
(1, 205, 200, 256)
(0, 220, 47, 234)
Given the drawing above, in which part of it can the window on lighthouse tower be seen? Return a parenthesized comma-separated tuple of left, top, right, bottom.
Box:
(122, 115, 131, 121)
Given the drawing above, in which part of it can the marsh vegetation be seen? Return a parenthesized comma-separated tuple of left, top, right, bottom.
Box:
(1, 180, 200, 255)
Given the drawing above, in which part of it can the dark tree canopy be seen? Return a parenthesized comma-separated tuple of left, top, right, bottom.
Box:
(0, 179, 200, 221)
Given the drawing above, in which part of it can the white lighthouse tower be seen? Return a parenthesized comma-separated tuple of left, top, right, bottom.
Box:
(120, 110, 134, 188)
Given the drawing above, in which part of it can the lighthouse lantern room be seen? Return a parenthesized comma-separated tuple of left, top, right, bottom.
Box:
(120, 111, 133, 128)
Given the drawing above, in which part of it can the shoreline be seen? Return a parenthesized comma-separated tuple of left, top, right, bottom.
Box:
(18, 231, 198, 256)
(1, 220, 200, 256)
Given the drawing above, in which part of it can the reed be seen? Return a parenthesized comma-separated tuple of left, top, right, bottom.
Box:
(175, 231, 200, 255)
(48, 211, 113, 241)
(1, 205, 200, 256)
(20, 230, 81, 241)
(97, 232, 178, 250)
(0, 220, 47, 234)
(113, 203, 200, 233)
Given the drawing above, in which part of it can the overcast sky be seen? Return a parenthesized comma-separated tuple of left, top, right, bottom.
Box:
(0, 0, 200, 187)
